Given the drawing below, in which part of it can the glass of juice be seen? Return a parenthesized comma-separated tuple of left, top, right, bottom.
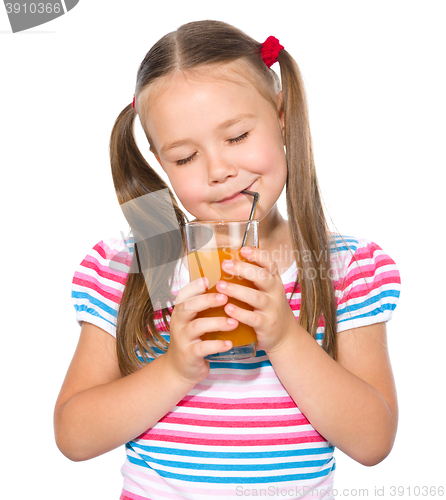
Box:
(184, 220, 259, 360)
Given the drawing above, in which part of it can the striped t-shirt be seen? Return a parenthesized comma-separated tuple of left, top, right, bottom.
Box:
(71, 234, 401, 500)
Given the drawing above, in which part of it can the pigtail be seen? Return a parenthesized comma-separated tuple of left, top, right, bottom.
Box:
(110, 104, 188, 376)
(278, 50, 338, 360)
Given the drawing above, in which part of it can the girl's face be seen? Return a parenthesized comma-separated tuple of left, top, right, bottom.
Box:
(142, 65, 287, 224)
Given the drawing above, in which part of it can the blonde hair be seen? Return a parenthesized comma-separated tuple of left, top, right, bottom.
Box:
(110, 20, 337, 376)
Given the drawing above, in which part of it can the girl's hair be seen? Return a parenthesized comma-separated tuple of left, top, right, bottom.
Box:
(110, 20, 338, 376)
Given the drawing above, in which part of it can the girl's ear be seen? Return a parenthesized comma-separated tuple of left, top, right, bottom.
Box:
(150, 147, 165, 171)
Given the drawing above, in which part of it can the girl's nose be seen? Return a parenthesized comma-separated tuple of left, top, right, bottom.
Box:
(206, 153, 238, 184)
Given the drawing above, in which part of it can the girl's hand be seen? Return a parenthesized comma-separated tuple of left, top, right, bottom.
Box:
(216, 246, 297, 353)
(165, 277, 235, 385)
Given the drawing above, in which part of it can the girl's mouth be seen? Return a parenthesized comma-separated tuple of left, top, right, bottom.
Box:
(217, 181, 257, 204)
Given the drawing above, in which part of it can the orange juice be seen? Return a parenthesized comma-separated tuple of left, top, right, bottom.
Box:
(187, 247, 258, 346)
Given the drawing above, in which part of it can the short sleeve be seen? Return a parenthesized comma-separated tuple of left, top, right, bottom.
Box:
(335, 238, 401, 333)
(71, 238, 134, 337)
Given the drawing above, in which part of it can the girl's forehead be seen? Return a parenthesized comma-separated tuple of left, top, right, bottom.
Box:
(144, 63, 254, 103)
(140, 58, 278, 112)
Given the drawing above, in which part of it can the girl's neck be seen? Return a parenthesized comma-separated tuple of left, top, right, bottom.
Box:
(258, 205, 293, 268)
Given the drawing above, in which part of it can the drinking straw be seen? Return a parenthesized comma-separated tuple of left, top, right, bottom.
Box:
(240, 190, 260, 248)
(188, 190, 259, 288)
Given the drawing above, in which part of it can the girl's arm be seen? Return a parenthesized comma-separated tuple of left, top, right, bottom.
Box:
(217, 246, 398, 466)
(55, 277, 236, 462)
(54, 322, 195, 462)
(266, 321, 398, 466)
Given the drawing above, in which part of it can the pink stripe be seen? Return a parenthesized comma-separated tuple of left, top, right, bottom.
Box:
(181, 395, 293, 404)
(284, 281, 301, 295)
(74, 271, 124, 297)
(84, 252, 129, 276)
(288, 298, 302, 309)
(342, 263, 398, 292)
(161, 411, 306, 423)
(348, 259, 398, 280)
(138, 428, 325, 446)
(96, 239, 132, 264)
(348, 256, 394, 275)
(122, 465, 238, 497)
(193, 382, 285, 393)
(338, 272, 400, 306)
(140, 433, 326, 446)
(122, 474, 193, 500)
(120, 488, 150, 500)
(82, 254, 128, 284)
(347, 275, 400, 299)
(146, 428, 320, 440)
(73, 274, 123, 304)
(177, 395, 296, 410)
(342, 247, 397, 288)
(158, 413, 309, 428)
(352, 241, 382, 261)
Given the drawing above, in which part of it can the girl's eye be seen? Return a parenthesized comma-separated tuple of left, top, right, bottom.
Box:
(176, 153, 197, 166)
(174, 133, 248, 165)
(229, 132, 249, 144)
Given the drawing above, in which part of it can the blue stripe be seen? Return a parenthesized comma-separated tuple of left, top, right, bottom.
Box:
(136, 353, 159, 364)
(330, 235, 358, 254)
(338, 302, 397, 325)
(126, 443, 335, 460)
(72, 290, 118, 318)
(127, 455, 335, 483)
(331, 245, 352, 253)
(73, 304, 116, 327)
(132, 452, 330, 472)
(138, 350, 290, 370)
(209, 358, 272, 370)
(337, 289, 400, 317)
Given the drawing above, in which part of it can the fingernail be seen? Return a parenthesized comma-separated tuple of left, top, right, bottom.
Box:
(218, 281, 227, 289)
(223, 260, 234, 268)
(242, 246, 252, 254)
(216, 293, 225, 301)
(227, 318, 236, 325)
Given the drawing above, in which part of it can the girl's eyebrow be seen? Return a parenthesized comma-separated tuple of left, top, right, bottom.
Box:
(161, 139, 191, 156)
(216, 113, 255, 132)
(160, 113, 255, 155)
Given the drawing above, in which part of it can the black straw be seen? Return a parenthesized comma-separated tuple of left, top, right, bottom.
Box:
(240, 190, 260, 248)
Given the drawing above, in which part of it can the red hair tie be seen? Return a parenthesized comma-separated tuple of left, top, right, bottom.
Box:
(132, 94, 136, 110)
(261, 36, 284, 68)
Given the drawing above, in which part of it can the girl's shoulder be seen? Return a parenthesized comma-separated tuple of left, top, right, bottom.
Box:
(71, 235, 188, 336)
(71, 236, 135, 336)
(329, 233, 401, 332)
(328, 232, 398, 281)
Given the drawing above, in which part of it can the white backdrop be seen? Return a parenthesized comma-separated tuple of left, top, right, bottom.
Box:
(1, 1, 445, 498)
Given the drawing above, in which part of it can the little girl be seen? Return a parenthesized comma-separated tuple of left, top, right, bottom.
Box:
(55, 20, 401, 500)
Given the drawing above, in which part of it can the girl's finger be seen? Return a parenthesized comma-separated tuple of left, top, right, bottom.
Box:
(193, 339, 233, 359)
(174, 277, 209, 305)
(176, 289, 229, 318)
(240, 246, 280, 277)
(172, 294, 238, 341)
(216, 280, 264, 310)
(222, 256, 275, 292)
(192, 315, 239, 338)
(223, 301, 259, 330)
